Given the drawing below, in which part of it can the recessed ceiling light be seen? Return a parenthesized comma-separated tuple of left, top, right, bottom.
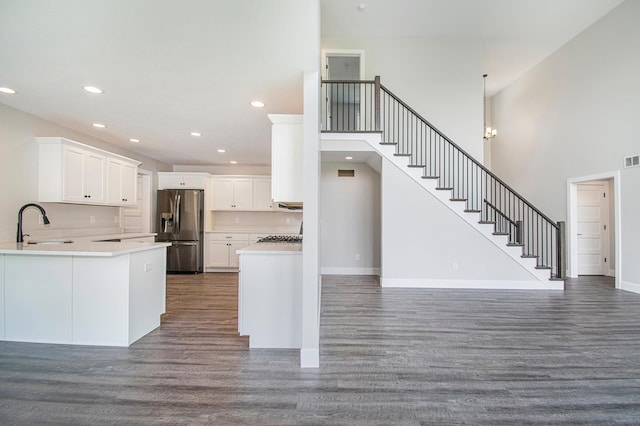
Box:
(250, 101, 265, 108)
(0, 87, 16, 94)
(83, 86, 103, 94)
(190, 132, 201, 137)
(230, 161, 237, 164)
(345, 156, 353, 160)
(217, 149, 226, 153)
(129, 138, 140, 143)
(92, 123, 106, 128)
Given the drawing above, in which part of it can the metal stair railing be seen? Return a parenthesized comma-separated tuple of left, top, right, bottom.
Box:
(321, 76, 566, 279)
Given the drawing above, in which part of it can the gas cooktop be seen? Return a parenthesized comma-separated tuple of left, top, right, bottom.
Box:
(257, 235, 303, 243)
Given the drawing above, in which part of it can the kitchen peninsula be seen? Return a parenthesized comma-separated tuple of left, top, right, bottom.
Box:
(0, 240, 170, 347)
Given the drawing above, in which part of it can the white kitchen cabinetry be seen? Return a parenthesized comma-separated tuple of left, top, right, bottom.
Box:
(37, 137, 139, 206)
(253, 178, 274, 211)
(107, 157, 138, 206)
(62, 144, 106, 203)
(158, 172, 209, 189)
(211, 177, 253, 210)
(268, 114, 303, 203)
(206, 233, 248, 269)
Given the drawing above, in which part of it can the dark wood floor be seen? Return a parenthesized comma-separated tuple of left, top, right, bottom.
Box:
(2, 274, 640, 424)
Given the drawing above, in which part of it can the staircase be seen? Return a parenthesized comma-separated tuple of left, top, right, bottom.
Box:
(321, 76, 565, 287)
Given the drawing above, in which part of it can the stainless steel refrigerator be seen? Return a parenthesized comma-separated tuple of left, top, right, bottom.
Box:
(156, 189, 204, 273)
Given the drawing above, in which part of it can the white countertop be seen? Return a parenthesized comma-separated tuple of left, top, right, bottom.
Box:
(236, 242, 302, 255)
(0, 240, 170, 257)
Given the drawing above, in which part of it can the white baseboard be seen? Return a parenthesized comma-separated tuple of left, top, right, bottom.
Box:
(300, 348, 319, 368)
(380, 278, 564, 290)
(321, 267, 380, 276)
(621, 281, 640, 294)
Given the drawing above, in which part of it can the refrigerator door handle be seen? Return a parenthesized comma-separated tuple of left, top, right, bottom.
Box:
(175, 194, 181, 235)
(172, 241, 198, 246)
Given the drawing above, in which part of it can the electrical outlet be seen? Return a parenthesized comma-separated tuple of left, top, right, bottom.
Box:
(235, 217, 240, 223)
(355, 253, 361, 261)
(90, 215, 96, 224)
(452, 262, 459, 271)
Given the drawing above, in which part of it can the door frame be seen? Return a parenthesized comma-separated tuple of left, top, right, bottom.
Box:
(321, 49, 366, 80)
(567, 170, 621, 288)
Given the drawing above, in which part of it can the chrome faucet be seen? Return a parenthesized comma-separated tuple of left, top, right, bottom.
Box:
(17, 203, 50, 243)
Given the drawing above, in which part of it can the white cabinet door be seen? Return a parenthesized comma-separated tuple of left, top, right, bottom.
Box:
(207, 241, 231, 267)
(233, 178, 253, 210)
(253, 178, 273, 211)
(158, 174, 184, 189)
(62, 145, 85, 202)
(121, 162, 137, 206)
(211, 178, 235, 209)
(180, 174, 206, 189)
(106, 158, 124, 205)
(83, 151, 106, 203)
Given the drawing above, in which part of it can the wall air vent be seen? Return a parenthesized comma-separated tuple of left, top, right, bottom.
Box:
(624, 155, 640, 168)
(338, 169, 355, 177)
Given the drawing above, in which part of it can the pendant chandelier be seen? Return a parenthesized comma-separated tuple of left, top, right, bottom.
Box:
(483, 74, 497, 139)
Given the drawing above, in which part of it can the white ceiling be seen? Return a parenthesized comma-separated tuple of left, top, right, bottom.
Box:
(0, 0, 623, 167)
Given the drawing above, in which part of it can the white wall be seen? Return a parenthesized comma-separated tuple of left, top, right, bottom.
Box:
(173, 164, 270, 176)
(490, 0, 640, 288)
(320, 161, 380, 274)
(0, 103, 172, 242)
(381, 158, 539, 286)
(322, 36, 484, 160)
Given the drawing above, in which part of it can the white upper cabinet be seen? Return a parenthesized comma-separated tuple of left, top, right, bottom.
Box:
(107, 157, 138, 206)
(211, 177, 253, 210)
(268, 114, 303, 203)
(37, 137, 139, 206)
(157, 172, 209, 189)
(252, 178, 273, 211)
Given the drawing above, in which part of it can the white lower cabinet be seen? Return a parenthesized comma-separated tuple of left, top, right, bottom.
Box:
(206, 233, 249, 269)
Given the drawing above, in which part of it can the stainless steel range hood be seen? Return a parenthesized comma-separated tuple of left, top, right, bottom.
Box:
(277, 202, 303, 211)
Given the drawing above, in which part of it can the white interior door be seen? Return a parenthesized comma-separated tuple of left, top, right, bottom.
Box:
(322, 49, 365, 131)
(577, 182, 607, 275)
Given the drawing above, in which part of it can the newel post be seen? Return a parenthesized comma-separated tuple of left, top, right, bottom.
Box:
(374, 75, 381, 131)
(556, 221, 566, 279)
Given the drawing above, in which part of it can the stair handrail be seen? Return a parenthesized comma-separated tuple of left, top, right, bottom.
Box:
(379, 83, 559, 229)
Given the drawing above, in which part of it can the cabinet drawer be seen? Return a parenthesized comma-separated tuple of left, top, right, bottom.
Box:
(208, 233, 248, 242)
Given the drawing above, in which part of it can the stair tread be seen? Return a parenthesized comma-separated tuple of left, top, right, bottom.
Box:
(450, 198, 467, 202)
(507, 243, 524, 247)
(436, 187, 453, 191)
(536, 265, 552, 270)
(394, 153, 412, 157)
(549, 276, 565, 281)
(493, 232, 509, 236)
(407, 164, 425, 168)
(379, 142, 397, 145)
(421, 176, 440, 179)
(464, 209, 481, 213)
(521, 255, 537, 259)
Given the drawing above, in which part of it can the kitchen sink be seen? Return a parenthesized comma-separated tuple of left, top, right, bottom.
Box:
(27, 239, 74, 245)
